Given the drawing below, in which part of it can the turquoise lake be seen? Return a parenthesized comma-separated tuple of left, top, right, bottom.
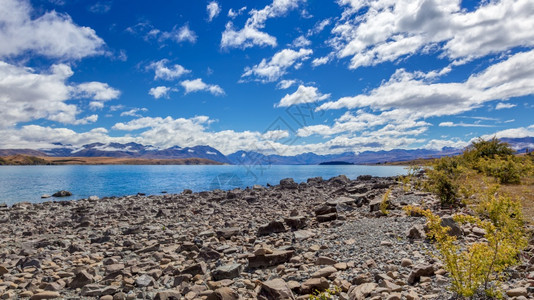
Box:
(0, 165, 408, 205)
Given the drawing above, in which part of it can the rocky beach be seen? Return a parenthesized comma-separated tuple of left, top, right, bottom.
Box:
(1, 175, 533, 300)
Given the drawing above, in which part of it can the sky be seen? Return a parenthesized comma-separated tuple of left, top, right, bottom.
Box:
(1, 0, 534, 156)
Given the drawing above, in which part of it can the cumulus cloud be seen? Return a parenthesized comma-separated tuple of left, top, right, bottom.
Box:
(277, 79, 297, 89)
(148, 86, 176, 99)
(0, 61, 119, 128)
(242, 48, 312, 82)
(180, 78, 225, 95)
(221, 0, 303, 49)
(0, 0, 105, 60)
(329, 0, 534, 69)
(147, 59, 190, 80)
(291, 35, 311, 47)
(74, 82, 120, 100)
(207, 1, 221, 22)
(120, 108, 148, 117)
(318, 50, 534, 119)
(160, 24, 197, 44)
(277, 85, 330, 107)
(311, 56, 330, 67)
(228, 6, 247, 18)
(495, 102, 516, 110)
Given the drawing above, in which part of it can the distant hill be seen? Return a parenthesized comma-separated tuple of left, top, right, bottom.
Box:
(0, 137, 532, 165)
(0, 155, 223, 166)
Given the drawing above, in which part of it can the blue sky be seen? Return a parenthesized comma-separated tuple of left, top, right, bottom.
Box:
(1, 0, 533, 155)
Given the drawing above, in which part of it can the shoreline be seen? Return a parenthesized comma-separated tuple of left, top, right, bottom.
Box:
(0, 175, 531, 299)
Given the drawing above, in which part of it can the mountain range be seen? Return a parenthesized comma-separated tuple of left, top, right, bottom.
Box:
(0, 137, 532, 165)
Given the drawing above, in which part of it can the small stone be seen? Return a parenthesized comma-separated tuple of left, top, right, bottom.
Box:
(211, 264, 242, 281)
(401, 258, 413, 268)
(100, 296, 113, 300)
(316, 256, 337, 265)
(30, 291, 61, 300)
(0, 266, 8, 276)
(506, 287, 528, 297)
(135, 274, 154, 287)
(407, 225, 426, 240)
(154, 290, 182, 300)
(408, 264, 435, 285)
(334, 262, 348, 270)
(300, 277, 329, 294)
(257, 220, 287, 236)
(52, 190, 72, 197)
(259, 278, 295, 300)
(69, 270, 94, 288)
(214, 287, 239, 300)
(312, 266, 337, 278)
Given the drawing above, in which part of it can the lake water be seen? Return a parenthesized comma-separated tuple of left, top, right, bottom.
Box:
(0, 165, 407, 205)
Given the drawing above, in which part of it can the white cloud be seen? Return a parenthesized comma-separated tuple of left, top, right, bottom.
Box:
(207, 1, 221, 22)
(148, 86, 176, 99)
(221, 0, 303, 49)
(312, 56, 330, 67)
(242, 48, 312, 82)
(0, 0, 105, 60)
(329, 0, 534, 69)
(291, 35, 311, 47)
(89, 101, 104, 110)
(89, 2, 112, 14)
(308, 18, 331, 35)
(439, 122, 494, 128)
(74, 82, 120, 101)
(495, 102, 516, 110)
(147, 59, 190, 80)
(120, 108, 148, 117)
(228, 6, 247, 18)
(277, 79, 297, 89)
(277, 85, 330, 107)
(0, 61, 118, 128)
(318, 50, 534, 119)
(180, 78, 225, 95)
(160, 24, 197, 44)
(480, 126, 534, 140)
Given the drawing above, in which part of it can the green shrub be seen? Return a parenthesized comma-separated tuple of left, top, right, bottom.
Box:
(463, 137, 514, 162)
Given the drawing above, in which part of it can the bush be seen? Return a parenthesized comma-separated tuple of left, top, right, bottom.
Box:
(380, 189, 391, 215)
(463, 137, 514, 162)
(404, 187, 527, 298)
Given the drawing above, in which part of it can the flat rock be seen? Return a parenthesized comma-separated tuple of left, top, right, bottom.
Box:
(316, 256, 337, 265)
(506, 287, 528, 297)
(259, 278, 295, 300)
(293, 230, 314, 240)
(154, 290, 182, 300)
(248, 250, 294, 268)
(348, 283, 377, 300)
(212, 264, 242, 281)
(257, 220, 287, 236)
(316, 213, 337, 223)
(300, 277, 329, 294)
(30, 291, 61, 300)
(312, 266, 337, 278)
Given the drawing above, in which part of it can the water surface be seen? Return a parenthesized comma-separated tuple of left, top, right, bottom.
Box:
(0, 164, 407, 205)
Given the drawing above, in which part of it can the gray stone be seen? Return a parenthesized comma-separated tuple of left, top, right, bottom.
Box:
(259, 278, 295, 300)
(52, 190, 72, 197)
(135, 274, 154, 287)
(212, 264, 242, 281)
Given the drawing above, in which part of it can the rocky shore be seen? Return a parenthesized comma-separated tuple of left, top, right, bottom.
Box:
(1, 175, 533, 300)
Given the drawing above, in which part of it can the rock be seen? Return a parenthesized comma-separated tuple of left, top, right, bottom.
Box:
(41, 194, 51, 199)
(69, 270, 94, 288)
(280, 178, 298, 189)
(379, 280, 402, 292)
(348, 283, 377, 300)
(52, 190, 72, 197)
(248, 250, 294, 268)
(182, 262, 207, 276)
(30, 292, 61, 300)
(506, 287, 528, 297)
(314, 204, 336, 216)
(327, 196, 355, 206)
(472, 227, 487, 236)
(440, 216, 463, 237)
(216, 227, 240, 239)
(80, 284, 119, 297)
(408, 264, 435, 285)
(312, 266, 337, 278)
(88, 195, 99, 201)
(316, 213, 337, 223)
(214, 287, 239, 300)
(386, 293, 401, 300)
(293, 230, 314, 240)
(369, 199, 382, 212)
(316, 256, 337, 265)
(284, 216, 306, 230)
(330, 175, 350, 185)
(300, 277, 329, 294)
(100, 296, 113, 300)
(135, 274, 154, 287)
(401, 258, 413, 268)
(259, 278, 295, 300)
(0, 265, 8, 276)
(212, 264, 242, 281)
(407, 224, 426, 240)
(257, 220, 287, 236)
(154, 290, 182, 300)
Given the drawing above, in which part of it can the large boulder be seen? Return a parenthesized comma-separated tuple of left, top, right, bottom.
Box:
(248, 250, 294, 268)
(258, 279, 296, 300)
(52, 190, 72, 197)
(257, 220, 287, 236)
(211, 264, 242, 281)
(348, 283, 377, 300)
(280, 178, 298, 189)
